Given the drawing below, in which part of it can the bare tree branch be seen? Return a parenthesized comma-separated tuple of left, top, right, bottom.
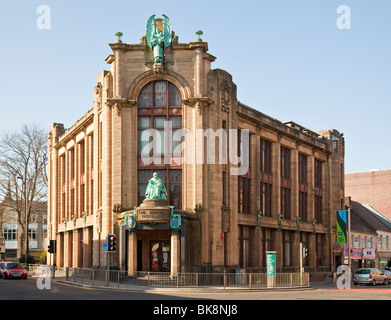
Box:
(0, 123, 48, 255)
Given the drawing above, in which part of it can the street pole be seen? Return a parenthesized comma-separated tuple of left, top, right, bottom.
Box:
(300, 242, 303, 286)
(17, 175, 28, 266)
(347, 201, 352, 284)
(24, 182, 28, 267)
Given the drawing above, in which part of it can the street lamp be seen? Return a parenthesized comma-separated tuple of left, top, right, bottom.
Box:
(17, 176, 28, 266)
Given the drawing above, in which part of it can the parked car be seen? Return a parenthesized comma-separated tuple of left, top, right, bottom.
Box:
(1, 262, 27, 280)
(382, 269, 391, 281)
(353, 268, 388, 286)
(0, 261, 11, 278)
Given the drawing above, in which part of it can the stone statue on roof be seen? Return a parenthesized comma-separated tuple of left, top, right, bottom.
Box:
(146, 14, 172, 64)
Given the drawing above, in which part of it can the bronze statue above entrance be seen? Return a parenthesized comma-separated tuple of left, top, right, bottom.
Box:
(125, 172, 182, 274)
(125, 172, 181, 230)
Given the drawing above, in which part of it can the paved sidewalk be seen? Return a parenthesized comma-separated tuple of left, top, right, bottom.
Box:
(41, 274, 319, 293)
(309, 281, 337, 289)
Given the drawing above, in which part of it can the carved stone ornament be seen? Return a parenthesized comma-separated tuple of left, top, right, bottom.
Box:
(114, 103, 121, 116)
(220, 80, 230, 113)
(222, 209, 231, 233)
(96, 209, 102, 234)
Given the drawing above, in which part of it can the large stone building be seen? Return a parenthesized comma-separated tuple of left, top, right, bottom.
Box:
(47, 16, 345, 275)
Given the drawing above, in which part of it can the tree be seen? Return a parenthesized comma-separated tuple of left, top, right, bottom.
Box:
(0, 123, 48, 259)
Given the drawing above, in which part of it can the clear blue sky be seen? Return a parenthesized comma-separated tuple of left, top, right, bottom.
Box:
(0, 0, 390, 174)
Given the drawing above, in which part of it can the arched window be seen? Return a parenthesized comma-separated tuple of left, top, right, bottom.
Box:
(137, 80, 182, 208)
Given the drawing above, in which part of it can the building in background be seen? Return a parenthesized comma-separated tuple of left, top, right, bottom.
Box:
(345, 170, 391, 221)
(345, 201, 391, 271)
(47, 16, 345, 276)
(0, 199, 47, 261)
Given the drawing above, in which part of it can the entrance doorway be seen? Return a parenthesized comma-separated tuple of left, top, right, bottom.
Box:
(150, 240, 170, 272)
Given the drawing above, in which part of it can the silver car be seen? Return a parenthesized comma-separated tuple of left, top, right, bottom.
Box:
(353, 268, 389, 286)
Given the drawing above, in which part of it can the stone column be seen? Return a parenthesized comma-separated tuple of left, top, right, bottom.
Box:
(292, 232, 301, 269)
(128, 231, 137, 276)
(56, 233, 63, 267)
(64, 231, 72, 267)
(309, 234, 317, 270)
(83, 227, 91, 268)
(171, 231, 180, 275)
(73, 229, 81, 268)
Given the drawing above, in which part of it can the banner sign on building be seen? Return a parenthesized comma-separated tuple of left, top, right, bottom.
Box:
(362, 248, 376, 259)
(337, 210, 347, 243)
(344, 248, 363, 259)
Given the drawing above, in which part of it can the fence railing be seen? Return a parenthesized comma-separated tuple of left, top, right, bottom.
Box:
(23, 264, 310, 289)
(60, 268, 310, 290)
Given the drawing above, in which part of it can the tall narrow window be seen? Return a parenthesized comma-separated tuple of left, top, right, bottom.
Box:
(314, 159, 323, 223)
(260, 139, 272, 174)
(238, 130, 251, 214)
(137, 80, 182, 207)
(60, 155, 66, 222)
(239, 225, 253, 268)
(281, 147, 290, 179)
(69, 148, 75, 220)
(299, 153, 308, 222)
(238, 176, 250, 213)
(299, 153, 307, 184)
(88, 133, 94, 216)
(79, 140, 85, 217)
(316, 234, 325, 266)
(282, 230, 293, 268)
(260, 139, 272, 217)
(262, 228, 274, 270)
(281, 147, 291, 219)
(281, 187, 291, 220)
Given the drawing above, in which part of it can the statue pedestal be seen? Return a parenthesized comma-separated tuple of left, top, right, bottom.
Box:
(136, 199, 171, 223)
(153, 63, 163, 78)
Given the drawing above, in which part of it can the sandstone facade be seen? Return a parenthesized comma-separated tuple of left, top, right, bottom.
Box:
(47, 22, 345, 274)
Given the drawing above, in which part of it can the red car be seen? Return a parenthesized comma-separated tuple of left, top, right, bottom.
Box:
(1, 262, 28, 279)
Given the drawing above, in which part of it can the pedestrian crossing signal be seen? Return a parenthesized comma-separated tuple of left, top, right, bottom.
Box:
(107, 234, 116, 252)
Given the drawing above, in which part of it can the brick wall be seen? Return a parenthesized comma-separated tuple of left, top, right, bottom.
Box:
(345, 170, 391, 220)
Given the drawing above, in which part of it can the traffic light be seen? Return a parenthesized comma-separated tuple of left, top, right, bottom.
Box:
(48, 240, 56, 254)
(107, 234, 116, 252)
(302, 247, 309, 258)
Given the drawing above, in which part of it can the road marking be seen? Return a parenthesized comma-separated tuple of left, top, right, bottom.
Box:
(322, 288, 391, 293)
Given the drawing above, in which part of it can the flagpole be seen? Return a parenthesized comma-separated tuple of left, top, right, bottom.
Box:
(347, 198, 352, 284)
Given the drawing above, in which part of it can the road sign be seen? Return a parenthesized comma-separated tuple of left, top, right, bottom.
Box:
(103, 243, 107, 251)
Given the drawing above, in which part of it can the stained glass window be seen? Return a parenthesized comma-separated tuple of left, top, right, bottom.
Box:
(138, 81, 182, 109)
(169, 82, 182, 106)
(154, 81, 167, 107)
(138, 82, 152, 108)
